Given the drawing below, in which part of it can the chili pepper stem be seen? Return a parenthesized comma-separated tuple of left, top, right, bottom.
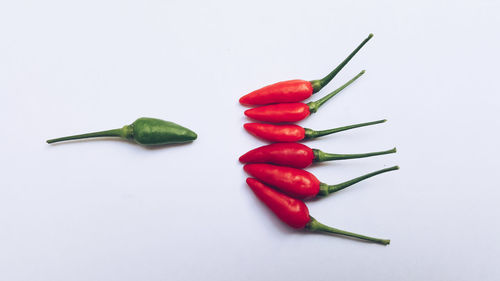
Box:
(304, 119, 386, 139)
(318, 166, 399, 196)
(306, 216, 390, 245)
(307, 70, 365, 113)
(46, 126, 133, 144)
(313, 147, 396, 162)
(310, 33, 373, 93)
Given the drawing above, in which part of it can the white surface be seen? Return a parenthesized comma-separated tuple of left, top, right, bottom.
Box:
(1, 0, 499, 280)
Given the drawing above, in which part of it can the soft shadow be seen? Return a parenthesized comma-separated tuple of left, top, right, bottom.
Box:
(242, 115, 307, 126)
(307, 193, 342, 203)
(301, 129, 362, 143)
(306, 230, 390, 246)
(310, 161, 341, 168)
(141, 141, 195, 151)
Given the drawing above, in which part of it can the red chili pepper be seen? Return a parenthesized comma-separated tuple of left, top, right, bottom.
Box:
(244, 119, 386, 142)
(240, 143, 396, 168)
(246, 177, 390, 245)
(244, 163, 399, 199)
(239, 34, 373, 105)
(244, 70, 364, 123)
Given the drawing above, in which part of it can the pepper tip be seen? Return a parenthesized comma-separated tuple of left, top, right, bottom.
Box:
(246, 177, 257, 185)
(238, 154, 245, 163)
(243, 109, 252, 118)
(242, 164, 252, 174)
(239, 95, 252, 105)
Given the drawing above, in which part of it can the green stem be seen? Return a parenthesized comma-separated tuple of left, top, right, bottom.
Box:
(313, 147, 396, 162)
(307, 70, 365, 113)
(46, 127, 130, 144)
(304, 119, 386, 139)
(306, 216, 390, 245)
(318, 166, 399, 196)
(310, 33, 373, 93)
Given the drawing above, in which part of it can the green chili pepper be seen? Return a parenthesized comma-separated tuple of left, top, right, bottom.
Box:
(46, 117, 197, 146)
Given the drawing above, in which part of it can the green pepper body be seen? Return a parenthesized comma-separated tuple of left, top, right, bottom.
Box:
(46, 117, 197, 146)
(128, 117, 197, 145)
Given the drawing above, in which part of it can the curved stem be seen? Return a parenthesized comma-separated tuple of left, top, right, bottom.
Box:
(306, 216, 390, 245)
(304, 119, 386, 139)
(318, 166, 399, 196)
(310, 33, 373, 93)
(313, 147, 396, 162)
(46, 128, 123, 144)
(307, 70, 365, 113)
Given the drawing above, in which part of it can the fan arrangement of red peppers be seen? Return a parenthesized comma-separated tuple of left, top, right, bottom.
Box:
(239, 34, 398, 245)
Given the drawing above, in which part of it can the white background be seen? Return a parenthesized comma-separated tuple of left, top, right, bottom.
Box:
(1, 0, 499, 280)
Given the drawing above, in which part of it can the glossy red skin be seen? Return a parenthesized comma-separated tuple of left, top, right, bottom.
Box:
(244, 163, 320, 199)
(239, 80, 313, 105)
(246, 178, 310, 229)
(244, 103, 311, 123)
(239, 143, 315, 169)
(243, 123, 305, 142)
